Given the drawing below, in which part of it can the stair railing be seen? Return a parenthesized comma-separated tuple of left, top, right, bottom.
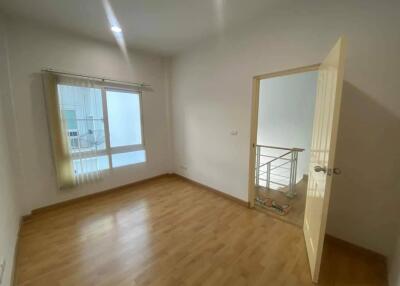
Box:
(255, 145, 304, 198)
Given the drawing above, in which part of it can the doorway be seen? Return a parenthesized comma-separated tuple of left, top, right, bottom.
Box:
(248, 65, 319, 227)
(248, 39, 346, 283)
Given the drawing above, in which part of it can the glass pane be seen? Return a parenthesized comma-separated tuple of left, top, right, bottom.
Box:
(63, 110, 77, 129)
(106, 90, 142, 147)
(73, 156, 110, 175)
(57, 84, 106, 153)
(112, 150, 146, 168)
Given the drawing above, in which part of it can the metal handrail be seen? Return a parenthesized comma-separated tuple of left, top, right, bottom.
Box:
(255, 144, 304, 198)
(256, 144, 305, 152)
(270, 159, 292, 171)
(258, 178, 287, 187)
(269, 172, 290, 179)
(259, 154, 292, 161)
(257, 150, 292, 169)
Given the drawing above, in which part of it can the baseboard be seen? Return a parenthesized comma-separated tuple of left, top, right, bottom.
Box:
(24, 173, 171, 219)
(173, 173, 249, 208)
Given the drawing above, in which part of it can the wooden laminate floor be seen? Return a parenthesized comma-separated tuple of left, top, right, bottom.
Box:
(15, 175, 387, 286)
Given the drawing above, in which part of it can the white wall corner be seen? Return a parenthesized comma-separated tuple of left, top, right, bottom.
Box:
(162, 56, 174, 174)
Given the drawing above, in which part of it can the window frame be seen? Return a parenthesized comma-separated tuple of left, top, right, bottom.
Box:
(57, 81, 146, 169)
(102, 86, 146, 168)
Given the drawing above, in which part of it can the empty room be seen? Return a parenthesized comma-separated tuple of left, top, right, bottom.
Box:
(0, 1, 399, 286)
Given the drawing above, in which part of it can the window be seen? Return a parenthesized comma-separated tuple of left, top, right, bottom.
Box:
(106, 90, 142, 147)
(57, 84, 146, 175)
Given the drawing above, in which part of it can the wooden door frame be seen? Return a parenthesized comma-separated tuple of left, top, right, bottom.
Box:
(247, 64, 321, 208)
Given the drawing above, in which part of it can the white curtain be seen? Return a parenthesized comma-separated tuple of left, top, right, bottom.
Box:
(43, 73, 106, 188)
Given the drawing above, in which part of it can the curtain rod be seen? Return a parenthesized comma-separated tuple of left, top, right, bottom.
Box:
(42, 68, 151, 88)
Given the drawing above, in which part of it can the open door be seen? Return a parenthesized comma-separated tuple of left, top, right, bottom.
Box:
(303, 37, 346, 283)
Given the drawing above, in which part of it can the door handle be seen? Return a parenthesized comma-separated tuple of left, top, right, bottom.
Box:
(314, 166, 327, 173)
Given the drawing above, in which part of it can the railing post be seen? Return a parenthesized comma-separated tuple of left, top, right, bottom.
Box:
(255, 145, 260, 187)
(287, 151, 299, 198)
(293, 151, 298, 189)
(266, 162, 271, 190)
(289, 151, 295, 196)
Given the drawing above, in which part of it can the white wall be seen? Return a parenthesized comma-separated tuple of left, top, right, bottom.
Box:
(0, 14, 22, 286)
(257, 71, 317, 183)
(171, 0, 400, 258)
(3, 16, 172, 215)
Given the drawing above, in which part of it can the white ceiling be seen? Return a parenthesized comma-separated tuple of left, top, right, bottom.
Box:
(0, 0, 287, 55)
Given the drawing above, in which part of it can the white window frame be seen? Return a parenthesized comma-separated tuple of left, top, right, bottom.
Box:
(58, 81, 146, 169)
(102, 87, 145, 168)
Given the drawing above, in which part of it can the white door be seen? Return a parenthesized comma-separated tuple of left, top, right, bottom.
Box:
(303, 37, 346, 283)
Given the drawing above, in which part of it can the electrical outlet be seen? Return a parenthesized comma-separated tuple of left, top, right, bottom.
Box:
(0, 257, 5, 285)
